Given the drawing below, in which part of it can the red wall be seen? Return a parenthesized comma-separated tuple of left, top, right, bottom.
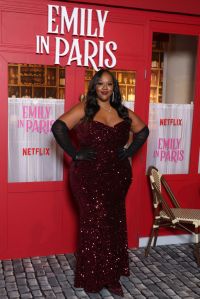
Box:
(0, 0, 200, 259)
(68, 0, 200, 15)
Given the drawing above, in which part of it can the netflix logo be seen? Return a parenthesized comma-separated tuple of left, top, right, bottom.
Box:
(22, 147, 50, 156)
(160, 118, 182, 126)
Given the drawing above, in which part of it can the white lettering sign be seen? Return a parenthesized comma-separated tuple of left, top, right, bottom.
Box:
(36, 4, 118, 70)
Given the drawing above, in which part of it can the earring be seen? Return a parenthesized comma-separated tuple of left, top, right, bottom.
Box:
(112, 92, 115, 102)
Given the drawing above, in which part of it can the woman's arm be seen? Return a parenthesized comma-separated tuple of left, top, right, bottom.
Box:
(58, 102, 85, 129)
(51, 102, 96, 161)
(118, 109, 149, 160)
(128, 109, 147, 133)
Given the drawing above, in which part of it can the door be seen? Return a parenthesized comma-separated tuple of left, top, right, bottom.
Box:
(139, 21, 200, 246)
(0, 0, 150, 257)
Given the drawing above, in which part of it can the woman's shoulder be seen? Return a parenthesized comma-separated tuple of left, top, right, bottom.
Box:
(66, 102, 85, 117)
(127, 108, 136, 119)
(70, 101, 85, 111)
(126, 108, 147, 132)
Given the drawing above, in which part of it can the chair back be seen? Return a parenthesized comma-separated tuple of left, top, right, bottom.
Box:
(147, 166, 177, 221)
(147, 166, 162, 208)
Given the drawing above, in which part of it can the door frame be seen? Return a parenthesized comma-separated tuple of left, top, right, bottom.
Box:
(138, 20, 200, 246)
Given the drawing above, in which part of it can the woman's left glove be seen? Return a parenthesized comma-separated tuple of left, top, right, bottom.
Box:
(74, 148, 96, 161)
(51, 119, 77, 159)
(118, 126, 149, 160)
(52, 119, 96, 161)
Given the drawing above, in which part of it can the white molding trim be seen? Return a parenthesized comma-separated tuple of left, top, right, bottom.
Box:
(139, 234, 194, 247)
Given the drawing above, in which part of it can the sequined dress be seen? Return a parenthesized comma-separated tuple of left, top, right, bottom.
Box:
(69, 120, 132, 292)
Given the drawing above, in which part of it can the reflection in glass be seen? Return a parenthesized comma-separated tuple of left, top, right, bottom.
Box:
(150, 33, 197, 104)
(147, 33, 198, 174)
(8, 64, 65, 99)
(8, 63, 66, 182)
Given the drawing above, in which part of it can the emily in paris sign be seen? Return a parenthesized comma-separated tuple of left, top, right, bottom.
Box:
(36, 5, 118, 71)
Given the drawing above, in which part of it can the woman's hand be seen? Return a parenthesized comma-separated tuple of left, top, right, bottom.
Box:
(74, 148, 96, 161)
(118, 147, 131, 160)
(118, 126, 149, 160)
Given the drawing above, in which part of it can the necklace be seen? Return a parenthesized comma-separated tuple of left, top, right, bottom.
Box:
(100, 105, 112, 112)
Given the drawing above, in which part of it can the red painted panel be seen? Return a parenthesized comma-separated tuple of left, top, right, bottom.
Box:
(7, 192, 62, 258)
(190, 39, 200, 173)
(68, 0, 200, 15)
(5, 188, 78, 259)
(2, 12, 47, 46)
(0, 58, 9, 255)
(0, 0, 200, 259)
(105, 23, 145, 58)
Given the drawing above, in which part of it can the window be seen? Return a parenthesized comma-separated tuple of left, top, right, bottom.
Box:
(8, 64, 65, 99)
(146, 33, 198, 174)
(8, 63, 65, 182)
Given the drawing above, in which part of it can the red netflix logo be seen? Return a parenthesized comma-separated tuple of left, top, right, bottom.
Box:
(22, 147, 50, 156)
(160, 118, 182, 126)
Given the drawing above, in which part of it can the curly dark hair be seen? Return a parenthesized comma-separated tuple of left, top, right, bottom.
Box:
(83, 69, 131, 123)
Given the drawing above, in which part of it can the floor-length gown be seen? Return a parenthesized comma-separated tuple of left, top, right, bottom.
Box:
(69, 119, 132, 292)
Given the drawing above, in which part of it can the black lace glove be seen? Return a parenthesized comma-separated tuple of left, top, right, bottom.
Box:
(51, 119, 96, 161)
(118, 126, 149, 160)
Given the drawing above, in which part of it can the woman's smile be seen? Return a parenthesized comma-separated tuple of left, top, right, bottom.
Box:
(101, 91, 109, 95)
(96, 72, 114, 101)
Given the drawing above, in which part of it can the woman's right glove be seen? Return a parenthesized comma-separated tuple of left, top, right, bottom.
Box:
(51, 119, 96, 161)
(118, 125, 149, 160)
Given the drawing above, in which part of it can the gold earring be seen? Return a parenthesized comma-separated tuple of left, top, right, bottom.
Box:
(112, 92, 115, 102)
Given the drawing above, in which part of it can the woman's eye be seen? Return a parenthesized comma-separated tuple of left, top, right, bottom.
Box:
(97, 82, 113, 86)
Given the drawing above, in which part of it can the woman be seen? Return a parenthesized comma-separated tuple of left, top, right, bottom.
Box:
(51, 69, 149, 296)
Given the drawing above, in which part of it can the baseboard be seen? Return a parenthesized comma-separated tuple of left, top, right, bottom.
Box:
(139, 234, 194, 247)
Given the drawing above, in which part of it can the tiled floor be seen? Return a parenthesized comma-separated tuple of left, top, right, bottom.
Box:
(0, 244, 200, 298)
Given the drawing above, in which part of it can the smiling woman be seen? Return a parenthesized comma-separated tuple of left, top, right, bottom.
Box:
(95, 72, 114, 104)
(51, 68, 149, 295)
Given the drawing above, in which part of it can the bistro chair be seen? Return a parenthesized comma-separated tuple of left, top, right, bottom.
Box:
(145, 165, 200, 265)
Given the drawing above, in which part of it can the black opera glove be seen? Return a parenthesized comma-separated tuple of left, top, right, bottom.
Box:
(51, 119, 96, 161)
(118, 126, 149, 160)
(74, 148, 96, 161)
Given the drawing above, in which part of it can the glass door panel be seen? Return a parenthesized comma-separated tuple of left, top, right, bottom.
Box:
(8, 63, 66, 182)
(146, 33, 198, 174)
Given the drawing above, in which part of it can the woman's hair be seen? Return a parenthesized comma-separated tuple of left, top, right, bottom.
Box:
(83, 69, 130, 122)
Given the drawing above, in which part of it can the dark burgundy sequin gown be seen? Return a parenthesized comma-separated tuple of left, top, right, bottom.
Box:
(69, 120, 132, 292)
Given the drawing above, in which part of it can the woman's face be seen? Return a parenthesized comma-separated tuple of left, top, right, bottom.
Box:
(96, 72, 114, 102)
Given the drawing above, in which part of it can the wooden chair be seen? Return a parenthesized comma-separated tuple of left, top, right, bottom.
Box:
(145, 166, 200, 265)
